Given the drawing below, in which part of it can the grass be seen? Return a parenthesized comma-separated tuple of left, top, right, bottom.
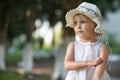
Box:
(24, 73, 51, 80)
(5, 48, 22, 64)
(0, 71, 51, 80)
(0, 71, 22, 80)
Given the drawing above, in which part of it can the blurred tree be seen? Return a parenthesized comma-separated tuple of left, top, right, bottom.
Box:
(7, 1, 26, 42)
(9, 0, 36, 72)
(0, 0, 35, 72)
(8, 0, 35, 72)
(22, 2, 36, 72)
(0, 0, 10, 70)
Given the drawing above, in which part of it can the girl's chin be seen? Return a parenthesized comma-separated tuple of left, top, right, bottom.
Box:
(77, 36, 85, 39)
(77, 34, 84, 38)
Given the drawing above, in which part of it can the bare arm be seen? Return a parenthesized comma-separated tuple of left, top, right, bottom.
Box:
(92, 44, 109, 80)
(64, 42, 103, 70)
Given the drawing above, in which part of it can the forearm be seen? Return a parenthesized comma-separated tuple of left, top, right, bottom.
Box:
(92, 62, 107, 80)
(64, 57, 103, 70)
(92, 44, 109, 80)
(64, 60, 90, 70)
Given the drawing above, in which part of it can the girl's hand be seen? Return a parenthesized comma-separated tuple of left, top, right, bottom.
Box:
(92, 78, 100, 80)
(92, 76, 101, 80)
(89, 57, 103, 67)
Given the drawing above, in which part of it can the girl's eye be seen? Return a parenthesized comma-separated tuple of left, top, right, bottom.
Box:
(81, 21, 86, 23)
(74, 21, 77, 25)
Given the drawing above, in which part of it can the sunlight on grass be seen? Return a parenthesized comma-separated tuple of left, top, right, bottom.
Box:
(0, 71, 22, 80)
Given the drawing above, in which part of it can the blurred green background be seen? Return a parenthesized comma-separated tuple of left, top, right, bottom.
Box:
(0, 0, 120, 80)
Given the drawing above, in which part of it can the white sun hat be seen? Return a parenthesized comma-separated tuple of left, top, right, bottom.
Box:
(65, 2, 104, 35)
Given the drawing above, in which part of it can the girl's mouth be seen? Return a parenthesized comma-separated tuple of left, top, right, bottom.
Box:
(78, 31, 84, 33)
(77, 31, 84, 34)
(80, 31, 83, 32)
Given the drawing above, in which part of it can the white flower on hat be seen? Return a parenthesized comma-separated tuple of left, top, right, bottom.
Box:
(65, 2, 104, 35)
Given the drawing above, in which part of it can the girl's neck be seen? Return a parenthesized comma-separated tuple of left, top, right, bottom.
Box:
(80, 37, 97, 43)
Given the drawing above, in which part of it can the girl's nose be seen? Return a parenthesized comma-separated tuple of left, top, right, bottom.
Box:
(76, 23, 81, 28)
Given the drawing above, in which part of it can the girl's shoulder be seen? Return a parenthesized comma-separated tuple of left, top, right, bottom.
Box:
(96, 41, 108, 49)
(99, 43, 108, 50)
(68, 41, 74, 47)
(98, 41, 109, 55)
(98, 40, 108, 48)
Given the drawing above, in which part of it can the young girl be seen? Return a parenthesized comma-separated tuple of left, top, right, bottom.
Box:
(64, 2, 110, 80)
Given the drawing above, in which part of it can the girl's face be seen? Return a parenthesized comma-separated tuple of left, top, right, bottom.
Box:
(73, 14, 96, 41)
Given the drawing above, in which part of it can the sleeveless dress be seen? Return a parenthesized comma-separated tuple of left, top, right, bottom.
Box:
(65, 40, 110, 80)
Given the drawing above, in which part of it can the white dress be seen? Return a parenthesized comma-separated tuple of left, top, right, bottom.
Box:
(65, 40, 110, 80)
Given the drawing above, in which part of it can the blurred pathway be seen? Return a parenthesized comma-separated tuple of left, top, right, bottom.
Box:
(111, 77, 120, 80)
(108, 54, 120, 80)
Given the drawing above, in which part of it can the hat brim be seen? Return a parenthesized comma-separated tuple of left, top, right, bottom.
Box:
(65, 9, 104, 35)
(65, 9, 95, 27)
(65, 9, 81, 28)
(65, 2, 104, 35)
